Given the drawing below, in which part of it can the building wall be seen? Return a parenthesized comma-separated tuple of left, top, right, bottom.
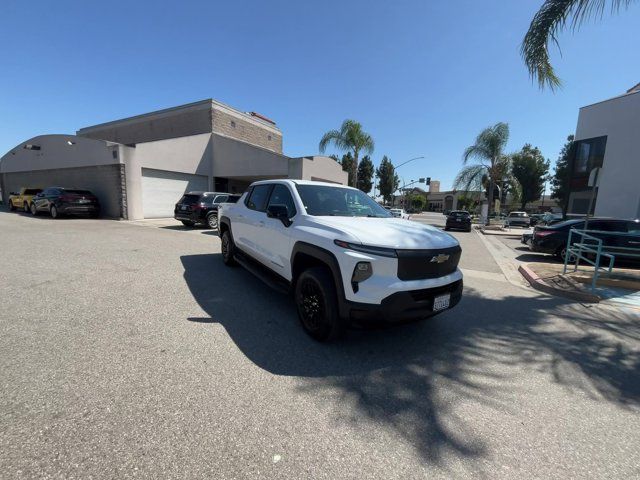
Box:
(211, 104, 282, 154)
(77, 99, 283, 153)
(210, 133, 289, 179)
(77, 101, 212, 145)
(574, 91, 640, 218)
(288, 156, 348, 184)
(1, 164, 125, 218)
(0, 135, 120, 174)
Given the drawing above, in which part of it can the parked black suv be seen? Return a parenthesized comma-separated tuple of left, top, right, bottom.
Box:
(174, 191, 241, 228)
(445, 210, 472, 232)
(30, 187, 100, 218)
(530, 218, 640, 263)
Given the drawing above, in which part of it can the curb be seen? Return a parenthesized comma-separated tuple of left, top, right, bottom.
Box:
(517, 264, 601, 303)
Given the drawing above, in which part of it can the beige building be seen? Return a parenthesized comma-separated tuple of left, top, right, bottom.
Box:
(0, 99, 347, 219)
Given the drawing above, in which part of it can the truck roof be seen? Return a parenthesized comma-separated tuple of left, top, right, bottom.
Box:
(250, 179, 354, 189)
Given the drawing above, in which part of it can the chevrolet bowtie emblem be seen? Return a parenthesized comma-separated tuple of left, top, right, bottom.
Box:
(430, 253, 450, 264)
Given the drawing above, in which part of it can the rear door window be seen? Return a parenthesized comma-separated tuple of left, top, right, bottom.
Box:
(213, 195, 229, 204)
(246, 185, 272, 212)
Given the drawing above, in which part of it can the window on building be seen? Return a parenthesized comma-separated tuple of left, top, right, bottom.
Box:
(573, 136, 607, 175)
(268, 135, 272, 141)
(230, 120, 236, 128)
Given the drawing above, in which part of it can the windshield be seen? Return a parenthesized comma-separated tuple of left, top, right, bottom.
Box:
(296, 185, 391, 218)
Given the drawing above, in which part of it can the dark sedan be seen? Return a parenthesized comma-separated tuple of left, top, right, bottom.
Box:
(530, 218, 640, 263)
(30, 187, 100, 218)
(174, 191, 241, 228)
(445, 210, 472, 232)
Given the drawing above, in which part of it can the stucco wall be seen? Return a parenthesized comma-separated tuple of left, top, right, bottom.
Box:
(575, 91, 640, 218)
(77, 102, 212, 145)
(211, 133, 289, 178)
(0, 135, 120, 174)
(288, 156, 348, 184)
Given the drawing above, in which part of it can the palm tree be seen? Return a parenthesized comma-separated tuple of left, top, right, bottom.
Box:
(454, 123, 510, 218)
(522, 0, 637, 90)
(319, 120, 374, 188)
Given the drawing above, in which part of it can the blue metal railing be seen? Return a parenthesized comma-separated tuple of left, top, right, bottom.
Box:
(563, 228, 640, 290)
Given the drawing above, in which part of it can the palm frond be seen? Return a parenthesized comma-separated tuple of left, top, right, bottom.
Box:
(319, 129, 344, 153)
(453, 164, 488, 191)
(521, 0, 636, 90)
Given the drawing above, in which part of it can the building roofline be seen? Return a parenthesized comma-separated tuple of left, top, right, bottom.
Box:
(77, 98, 282, 135)
(579, 87, 640, 110)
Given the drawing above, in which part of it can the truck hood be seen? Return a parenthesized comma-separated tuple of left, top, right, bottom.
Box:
(309, 217, 459, 250)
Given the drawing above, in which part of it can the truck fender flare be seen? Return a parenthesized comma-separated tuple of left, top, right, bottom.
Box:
(290, 242, 348, 318)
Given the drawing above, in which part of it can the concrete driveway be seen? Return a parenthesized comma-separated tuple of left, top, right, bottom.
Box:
(1, 211, 638, 479)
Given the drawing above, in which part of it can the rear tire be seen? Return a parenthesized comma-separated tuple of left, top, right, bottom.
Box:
(181, 220, 195, 227)
(556, 246, 576, 263)
(23, 203, 30, 213)
(295, 267, 345, 342)
(9, 201, 16, 211)
(30, 203, 38, 216)
(221, 230, 237, 266)
(50, 205, 59, 219)
(207, 213, 218, 229)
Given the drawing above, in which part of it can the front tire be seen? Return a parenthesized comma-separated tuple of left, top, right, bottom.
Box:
(30, 203, 38, 216)
(295, 267, 345, 342)
(221, 230, 237, 266)
(9, 201, 16, 211)
(50, 205, 59, 219)
(23, 203, 30, 213)
(207, 213, 218, 229)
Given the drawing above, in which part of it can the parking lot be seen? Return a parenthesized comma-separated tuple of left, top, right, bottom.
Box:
(1, 210, 639, 479)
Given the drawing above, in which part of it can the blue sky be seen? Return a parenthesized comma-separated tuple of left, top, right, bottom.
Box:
(1, 0, 639, 190)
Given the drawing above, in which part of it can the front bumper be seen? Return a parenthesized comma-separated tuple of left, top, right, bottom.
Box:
(346, 279, 463, 324)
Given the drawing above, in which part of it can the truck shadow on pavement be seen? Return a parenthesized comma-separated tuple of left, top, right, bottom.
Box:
(181, 253, 640, 466)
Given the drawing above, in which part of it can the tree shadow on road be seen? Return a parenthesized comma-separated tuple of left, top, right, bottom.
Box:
(180, 253, 640, 466)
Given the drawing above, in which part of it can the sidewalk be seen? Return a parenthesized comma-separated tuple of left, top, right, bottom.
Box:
(519, 261, 640, 308)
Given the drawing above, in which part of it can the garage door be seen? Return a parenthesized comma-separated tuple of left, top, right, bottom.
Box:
(141, 168, 209, 218)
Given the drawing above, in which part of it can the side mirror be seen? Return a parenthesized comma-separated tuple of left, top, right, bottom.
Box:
(267, 204, 292, 227)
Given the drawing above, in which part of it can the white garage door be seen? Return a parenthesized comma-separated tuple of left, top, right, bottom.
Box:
(141, 168, 209, 218)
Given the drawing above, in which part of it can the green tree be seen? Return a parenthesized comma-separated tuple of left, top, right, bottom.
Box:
(457, 194, 478, 212)
(337, 152, 355, 186)
(454, 122, 510, 216)
(522, 0, 638, 90)
(319, 119, 374, 188)
(550, 135, 574, 218)
(511, 144, 550, 210)
(376, 156, 399, 204)
(409, 194, 426, 212)
(356, 155, 374, 193)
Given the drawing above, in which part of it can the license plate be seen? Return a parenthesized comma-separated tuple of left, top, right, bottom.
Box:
(181, 205, 187, 211)
(79, 199, 90, 204)
(433, 294, 450, 311)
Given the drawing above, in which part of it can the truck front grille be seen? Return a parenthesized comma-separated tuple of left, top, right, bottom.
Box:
(396, 246, 461, 281)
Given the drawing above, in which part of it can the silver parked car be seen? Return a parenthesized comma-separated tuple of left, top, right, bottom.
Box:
(505, 211, 530, 228)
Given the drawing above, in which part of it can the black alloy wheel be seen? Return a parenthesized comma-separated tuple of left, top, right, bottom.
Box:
(295, 267, 344, 341)
(221, 230, 237, 266)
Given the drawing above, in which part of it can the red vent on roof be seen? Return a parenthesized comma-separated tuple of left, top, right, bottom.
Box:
(249, 111, 276, 125)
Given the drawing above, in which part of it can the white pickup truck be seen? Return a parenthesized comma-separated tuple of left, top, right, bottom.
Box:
(218, 180, 463, 341)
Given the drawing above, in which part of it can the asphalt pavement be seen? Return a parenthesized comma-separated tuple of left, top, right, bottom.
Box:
(1, 210, 639, 479)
